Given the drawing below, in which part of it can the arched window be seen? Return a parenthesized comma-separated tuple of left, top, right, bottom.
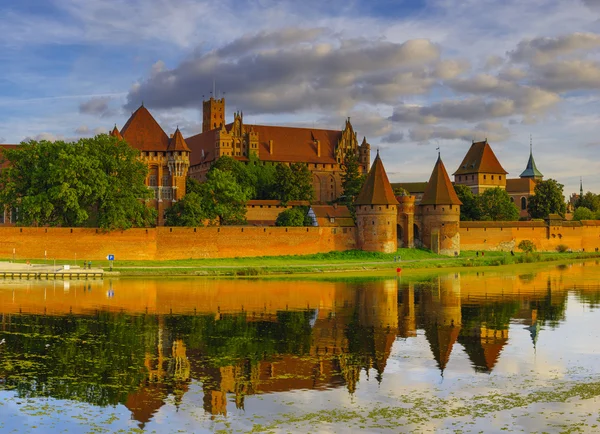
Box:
(521, 197, 527, 210)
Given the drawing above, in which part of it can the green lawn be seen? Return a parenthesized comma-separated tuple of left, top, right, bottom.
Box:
(2, 248, 599, 277)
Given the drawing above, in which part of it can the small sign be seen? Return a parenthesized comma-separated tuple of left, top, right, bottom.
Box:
(107, 254, 115, 261)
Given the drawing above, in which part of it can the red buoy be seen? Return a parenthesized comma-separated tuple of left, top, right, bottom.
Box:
(396, 267, 402, 273)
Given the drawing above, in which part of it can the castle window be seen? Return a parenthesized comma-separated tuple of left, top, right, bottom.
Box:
(458, 176, 461, 181)
(372, 221, 375, 225)
(499, 176, 502, 180)
(484, 175, 487, 180)
(149, 174, 157, 186)
(521, 197, 527, 210)
(492, 175, 494, 180)
(471, 175, 474, 180)
(162, 174, 169, 186)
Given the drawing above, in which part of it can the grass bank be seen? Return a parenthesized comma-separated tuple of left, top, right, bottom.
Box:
(4, 249, 600, 277)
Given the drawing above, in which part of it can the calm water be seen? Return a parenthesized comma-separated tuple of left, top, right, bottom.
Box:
(1, 262, 600, 433)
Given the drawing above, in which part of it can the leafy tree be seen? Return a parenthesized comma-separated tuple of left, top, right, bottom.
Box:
(572, 206, 595, 221)
(527, 179, 566, 219)
(576, 192, 600, 212)
(202, 169, 251, 225)
(245, 153, 277, 200)
(0, 135, 155, 229)
(518, 240, 536, 253)
(275, 207, 310, 227)
(164, 192, 206, 226)
(340, 151, 366, 204)
(478, 187, 519, 221)
(454, 184, 482, 221)
(272, 163, 314, 204)
(84, 135, 156, 229)
(208, 155, 257, 198)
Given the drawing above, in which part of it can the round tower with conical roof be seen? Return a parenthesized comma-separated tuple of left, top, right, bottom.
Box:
(419, 155, 462, 256)
(355, 152, 399, 253)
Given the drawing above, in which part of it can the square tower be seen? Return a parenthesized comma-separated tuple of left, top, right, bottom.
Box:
(202, 97, 225, 133)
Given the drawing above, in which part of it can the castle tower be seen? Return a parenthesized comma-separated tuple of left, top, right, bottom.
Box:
(396, 195, 416, 248)
(355, 151, 399, 253)
(202, 97, 225, 133)
(519, 137, 543, 180)
(419, 154, 462, 256)
(167, 128, 191, 201)
(453, 139, 508, 193)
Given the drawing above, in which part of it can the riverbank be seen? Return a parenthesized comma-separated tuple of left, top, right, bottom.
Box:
(3, 249, 600, 277)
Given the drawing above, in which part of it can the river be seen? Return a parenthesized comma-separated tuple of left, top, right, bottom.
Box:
(1, 261, 599, 433)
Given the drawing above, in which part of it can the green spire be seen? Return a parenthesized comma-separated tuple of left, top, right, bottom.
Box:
(519, 136, 543, 180)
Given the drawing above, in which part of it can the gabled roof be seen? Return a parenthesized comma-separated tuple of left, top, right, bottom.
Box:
(168, 128, 191, 152)
(425, 324, 460, 372)
(109, 125, 123, 141)
(453, 140, 508, 175)
(186, 123, 346, 167)
(354, 152, 399, 206)
(420, 155, 462, 206)
(519, 150, 543, 179)
(120, 105, 170, 151)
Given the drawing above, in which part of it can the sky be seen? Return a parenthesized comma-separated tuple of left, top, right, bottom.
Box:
(1, 0, 600, 195)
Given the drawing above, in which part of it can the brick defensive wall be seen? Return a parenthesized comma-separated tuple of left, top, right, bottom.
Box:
(0, 226, 357, 261)
(460, 220, 600, 252)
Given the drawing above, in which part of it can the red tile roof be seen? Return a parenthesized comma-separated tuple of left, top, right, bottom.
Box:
(168, 128, 191, 152)
(186, 123, 343, 167)
(0, 144, 18, 169)
(109, 125, 123, 141)
(120, 106, 170, 151)
(355, 152, 399, 206)
(453, 140, 508, 175)
(421, 156, 462, 206)
(506, 177, 536, 194)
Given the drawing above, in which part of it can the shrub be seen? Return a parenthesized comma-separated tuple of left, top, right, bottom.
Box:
(556, 244, 569, 253)
(518, 240, 536, 253)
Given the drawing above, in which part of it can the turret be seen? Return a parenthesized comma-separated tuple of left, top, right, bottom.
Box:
(167, 128, 191, 201)
(354, 151, 399, 253)
(202, 97, 225, 133)
(419, 154, 462, 256)
(519, 136, 543, 180)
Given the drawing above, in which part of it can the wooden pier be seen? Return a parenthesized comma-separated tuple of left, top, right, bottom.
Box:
(0, 262, 103, 280)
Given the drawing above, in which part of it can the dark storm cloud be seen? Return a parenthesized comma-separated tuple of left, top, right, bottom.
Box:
(124, 29, 441, 114)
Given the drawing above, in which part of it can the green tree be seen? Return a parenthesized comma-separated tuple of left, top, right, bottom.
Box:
(275, 207, 308, 227)
(271, 163, 314, 204)
(208, 155, 257, 198)
(527, 179, 566, 219)
(202, 169, 251, 225)
(572, 206, 595, 221)
(164, 192, 206, 226)
(0, 135, 155, 229)
(478, 187, 519, 221)
(518, 240, 536, 253)
(84, 135, 156, 229)
(454, 184, 482, 221)
(576, 191, 600, 212)
(340, 151, 366, 204)
(245, 153, 277, 200)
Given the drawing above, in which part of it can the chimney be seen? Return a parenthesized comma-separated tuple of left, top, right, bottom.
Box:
(316, 139, 321, 157)
(269, 139, 274, 155)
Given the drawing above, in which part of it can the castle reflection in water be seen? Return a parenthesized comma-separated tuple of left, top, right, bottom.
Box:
(0, 262, 599, 427)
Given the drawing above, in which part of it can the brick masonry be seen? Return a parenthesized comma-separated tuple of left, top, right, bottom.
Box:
(0, 226, 357, 261)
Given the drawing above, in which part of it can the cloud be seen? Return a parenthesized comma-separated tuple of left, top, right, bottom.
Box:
(531, 59, 600, 91)
(380, 131, 405, 144)
(23, 133, 68, 142)
(0, 137, 6, 144)
(79, 97, 114, 117)
(409, 121, 511, 143)
(124, 30, 441, 114)
(75, 125, 90, 135)
(508, 32, 600, 65)
(432, 59, 470, 80)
